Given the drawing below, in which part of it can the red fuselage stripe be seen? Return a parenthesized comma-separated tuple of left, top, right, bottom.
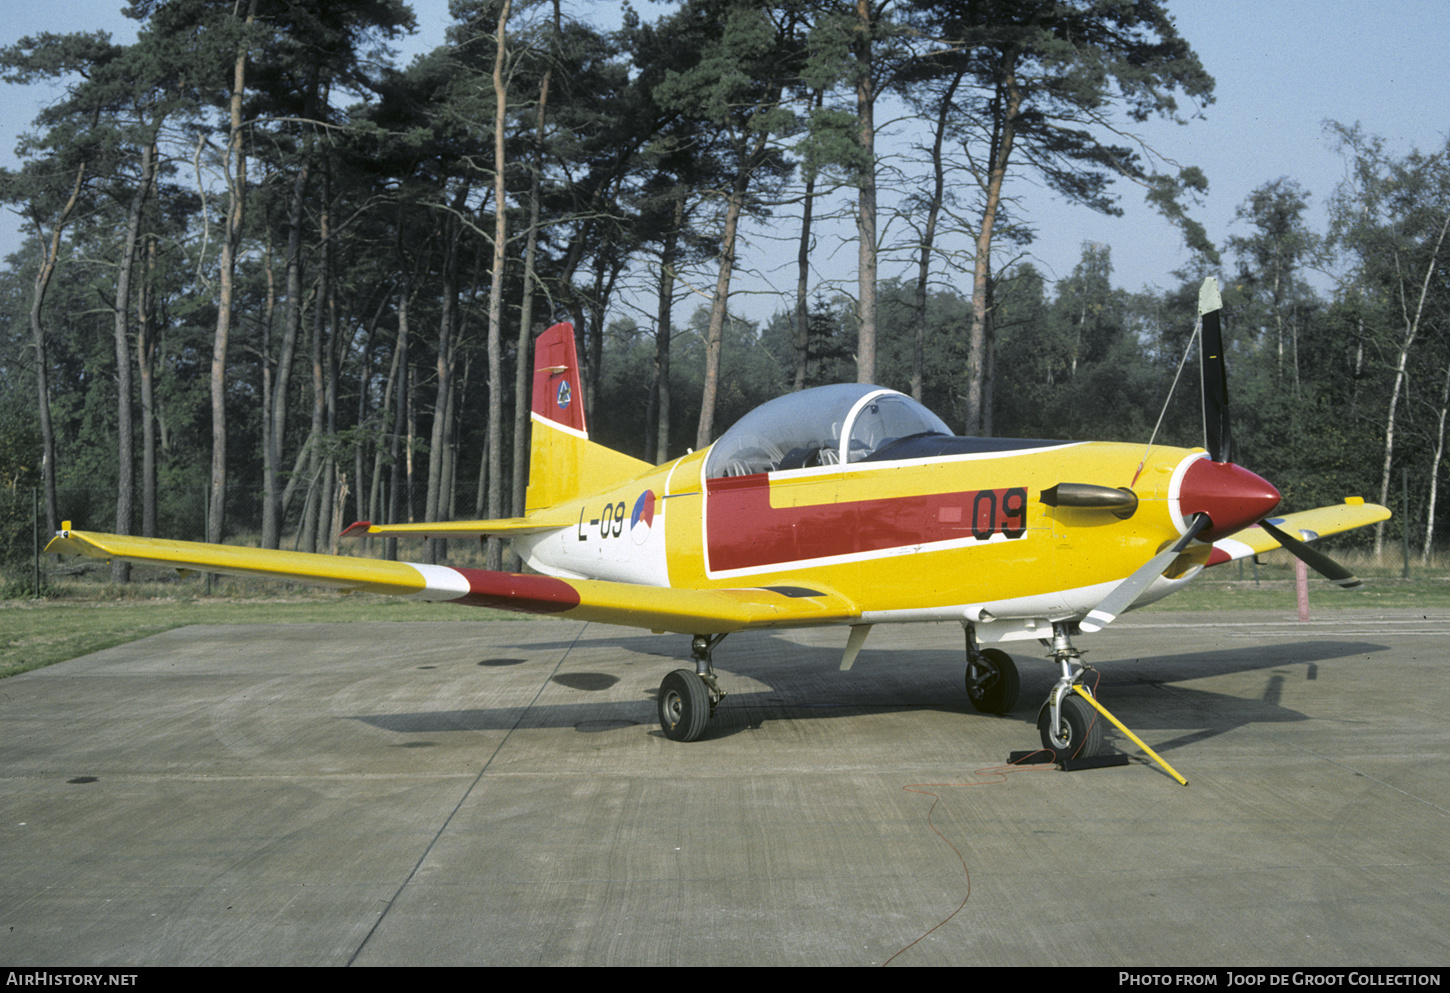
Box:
(704, 474, 1026, 572)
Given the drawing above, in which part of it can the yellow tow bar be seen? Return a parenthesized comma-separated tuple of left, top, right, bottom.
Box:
(1073, 684, 1188, 787)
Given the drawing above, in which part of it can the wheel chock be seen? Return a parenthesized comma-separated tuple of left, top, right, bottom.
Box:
(1006, 749, 1129, 771)
(1007, 750, 1050, 764)
(1060, 754, 1130, 772)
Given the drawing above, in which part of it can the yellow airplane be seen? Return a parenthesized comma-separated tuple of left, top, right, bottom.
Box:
(48, 279, 1389, 759)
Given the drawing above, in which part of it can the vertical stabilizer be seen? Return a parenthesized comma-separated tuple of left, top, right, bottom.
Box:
(532, 321, 588, 436)
(525, 322, 650, 513)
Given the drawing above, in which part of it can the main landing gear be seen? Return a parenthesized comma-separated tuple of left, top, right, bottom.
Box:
(964, 621, 1104, 761)
(657, 634, 727, 742)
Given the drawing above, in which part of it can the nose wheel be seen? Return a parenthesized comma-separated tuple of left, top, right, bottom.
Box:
(1037, 690, 1103, 761)
(1035, 622, 1104, 760)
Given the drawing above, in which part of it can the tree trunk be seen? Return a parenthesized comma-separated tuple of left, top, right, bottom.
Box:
(512, 39, 551, 528)
(650, 193, 682, 462)
(912, 71, 962, 402)
(369, 303, 403, 539)
(209, 0, 257, 545)
(697, 154, 753, 449)
(854, 0, 878, 385)
(28, 159, 88, 534)
(1423, 359, 1450, 563)
(965, 67, 1020, 436)
(137, 233, 158, 537)
(1374, 207, 1450, 554)
(794, 92, 821, 393)
(386, 263, 412, 562)
(425, 197, 465, 564)
(264, 148, 314, 549)
(487, 0, 511, 570)
(110, 140, 155, 582)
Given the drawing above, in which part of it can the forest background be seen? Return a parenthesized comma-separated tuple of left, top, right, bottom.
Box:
(1, 0, 1448, 582)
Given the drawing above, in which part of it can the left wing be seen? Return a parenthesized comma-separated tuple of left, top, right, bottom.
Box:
(46, 527, 858, 634)
(1208, 498, 1391, 566)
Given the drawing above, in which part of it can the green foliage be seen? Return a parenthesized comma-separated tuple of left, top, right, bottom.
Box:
(0, 403, 42, 566)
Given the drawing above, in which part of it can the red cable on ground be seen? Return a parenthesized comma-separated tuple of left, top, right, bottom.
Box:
(882, 754, 1056, 966)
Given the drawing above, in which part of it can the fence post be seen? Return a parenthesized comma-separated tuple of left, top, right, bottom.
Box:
(1402, 466, 1410, 579)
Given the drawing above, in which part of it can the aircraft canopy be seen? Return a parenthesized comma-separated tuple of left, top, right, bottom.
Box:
(705, 384, 952, 478)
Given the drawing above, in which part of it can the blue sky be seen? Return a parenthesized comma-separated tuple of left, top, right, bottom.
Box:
(3, 0, 1447, 317)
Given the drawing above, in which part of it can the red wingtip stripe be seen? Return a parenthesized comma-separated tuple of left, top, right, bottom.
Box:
(450, 568, 582, 614)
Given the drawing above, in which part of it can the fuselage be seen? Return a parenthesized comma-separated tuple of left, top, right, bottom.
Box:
(513, 403, 1231, 639)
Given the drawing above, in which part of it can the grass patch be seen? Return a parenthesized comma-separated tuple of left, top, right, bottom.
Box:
(0, 595, 525, 680)
(1151, 549, 1450, 611)
(1, 553, 525, 680)
(1139, 576, 1450, 612)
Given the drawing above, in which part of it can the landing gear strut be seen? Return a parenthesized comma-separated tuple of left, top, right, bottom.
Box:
(1035, 623, 1103, 761)
(657, 634, 727, 742)
(964, 627, 1020, 715)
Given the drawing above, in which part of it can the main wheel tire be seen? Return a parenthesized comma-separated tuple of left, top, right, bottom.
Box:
(1036, 693, 1103, 761)
(965, 648, 1020, 714)
(658, 669, 710, 742)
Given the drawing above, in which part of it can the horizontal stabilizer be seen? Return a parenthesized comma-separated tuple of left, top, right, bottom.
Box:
(340, 515, 570, 540)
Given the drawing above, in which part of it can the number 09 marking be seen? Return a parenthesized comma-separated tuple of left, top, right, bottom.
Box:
(599, 501, 626, 539)
(577, 500, 629, 541)
(972, 486, 1027, 541)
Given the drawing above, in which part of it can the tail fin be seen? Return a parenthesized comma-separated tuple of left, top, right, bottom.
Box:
(525, 322, 650, 513)
(531, 320, 588, 436)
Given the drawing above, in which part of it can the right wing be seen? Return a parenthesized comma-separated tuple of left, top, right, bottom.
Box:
(1208, 498, 1391, 566)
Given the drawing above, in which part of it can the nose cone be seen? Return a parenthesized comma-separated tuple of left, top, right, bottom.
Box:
(1179, 458, 1281, 539)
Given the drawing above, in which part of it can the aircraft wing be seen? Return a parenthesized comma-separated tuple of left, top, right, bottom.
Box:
(1208, 499, 1391, 565)
(45, 527, 859, 634)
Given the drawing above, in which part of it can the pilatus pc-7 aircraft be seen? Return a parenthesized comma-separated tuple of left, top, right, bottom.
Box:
(49, 279, 1389, 760)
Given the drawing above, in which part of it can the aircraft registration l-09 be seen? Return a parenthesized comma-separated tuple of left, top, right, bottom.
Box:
(48, 280, 1389, 760)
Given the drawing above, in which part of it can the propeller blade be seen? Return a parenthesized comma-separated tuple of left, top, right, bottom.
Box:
(1079, 513, 1211, 633)
(1200, 278, 1231, 463)
(1258, 519, 1364, 589)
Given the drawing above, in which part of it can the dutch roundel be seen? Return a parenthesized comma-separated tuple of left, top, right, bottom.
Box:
(630, 491, 656, 544)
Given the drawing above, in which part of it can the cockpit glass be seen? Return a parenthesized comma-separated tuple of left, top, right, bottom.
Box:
(845, 393, 952, 463)
(705, 385, 950, 477)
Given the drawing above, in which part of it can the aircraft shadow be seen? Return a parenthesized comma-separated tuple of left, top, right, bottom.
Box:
(351, 628, 1389, 752)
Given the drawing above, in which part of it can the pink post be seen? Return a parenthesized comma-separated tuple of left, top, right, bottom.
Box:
(1296, 557, 1310, 622)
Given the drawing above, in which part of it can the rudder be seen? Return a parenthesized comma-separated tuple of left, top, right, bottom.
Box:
(531, 321, 587, 436)
(525, 322, 650, 513)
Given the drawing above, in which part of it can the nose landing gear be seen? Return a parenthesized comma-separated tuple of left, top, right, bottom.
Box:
(1035, 623, 1104, 761)
(964, 622, 1105, 761)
